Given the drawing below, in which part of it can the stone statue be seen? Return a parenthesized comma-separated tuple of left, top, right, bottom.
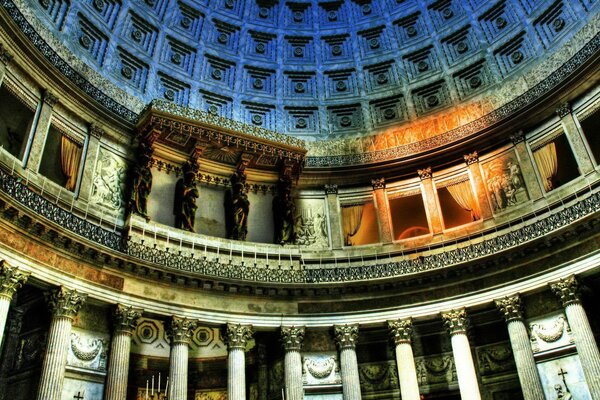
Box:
(174, 160, 199, 232)
(273, 174, 295, 245)
(129, 140, 153, 220)
(225, 166, 249, 241)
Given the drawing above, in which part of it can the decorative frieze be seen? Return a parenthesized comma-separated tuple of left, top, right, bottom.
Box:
(495, 295, 524, 322)
(549, 275, 581, 307)
(0, 261, 30, 300)
(334, 324, 359, 349)
(417, 167, 432, 180)
(113, 304, 143, 335)
(225, 323, 253, 350)
(46, 287, 87, 320)
(463, 151, 479, 165)
(167, 316, 198, 345)
(281, 326, 305, 351)
(441, 308, 469, 336)
(388, 318, 413, 344)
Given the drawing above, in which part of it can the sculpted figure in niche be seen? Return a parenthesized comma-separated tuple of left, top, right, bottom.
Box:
(225, 164, 249, 241)
(273, 174, 295, 245)
(129, 140, 153, 220)
(174, 160, 199, 232)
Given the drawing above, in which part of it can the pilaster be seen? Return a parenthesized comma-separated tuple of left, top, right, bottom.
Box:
(463, 152, 492, 220)
(78, 124, 104, 201)
(556, 103, 594, 174)
(371, 178, 393, 243)
(26, 90, 58, 173)
(510, 132, 544, 200)
(325, 184, 344, 248)
(418, 167, 443, 234)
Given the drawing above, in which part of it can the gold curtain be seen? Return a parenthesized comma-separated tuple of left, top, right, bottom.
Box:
(60, 134, 83, 191)
(342, 204, 364, 246)
(533, 142, 558, 192)
(446, 180, 481, 221)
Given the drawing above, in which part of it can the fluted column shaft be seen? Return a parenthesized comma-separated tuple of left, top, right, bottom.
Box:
(169, 341, 189, 400)
(551, 276, 600, 397)
(281, 326, 305, 400)
(334, 325, 361, 400)
(388, 319, 420, 400)
(225, 324, 253, 400)
(0, 261, 29, 347)
(167, 317, 197, 400)
(36, 287, 86, 400)
(228, 347, 246, 400)
(104, 305, 143, 400)
(496, 296, 544, 400)
(564, 303, 600, 395)
(442, 309, 481, 400)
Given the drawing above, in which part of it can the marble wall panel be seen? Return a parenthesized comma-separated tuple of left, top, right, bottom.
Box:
(90, 147, 128, 213)
(195, 184, 227, 238)
(147, 167, 177, 227)
(246, 191, 274, 244)
(537, 354, 592, 399)
(294, 197, 330, 248)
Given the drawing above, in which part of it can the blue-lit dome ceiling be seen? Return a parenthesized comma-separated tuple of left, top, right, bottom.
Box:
(23, 0, 598, 140)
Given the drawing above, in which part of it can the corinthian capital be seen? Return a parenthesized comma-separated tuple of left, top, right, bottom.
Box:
(495, 295, 524, 323)
(334, 324, 359, 350)
(46, 287, 87, 320)
(0, 261, 30, 300)
(224, 323, 253, 350)
(387, 318, 413, 345)
(371, 178, 385, 190)
(167, 316, 198, 345)
(463, 151, 479, 165)
(441, 308, 469, 336)
(417, 167, 432, 180)
(113, 304, 143, 335)
(281, 326, 305, 351)
(550, 275, 581, 307)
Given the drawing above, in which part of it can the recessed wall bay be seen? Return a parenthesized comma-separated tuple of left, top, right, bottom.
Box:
(0, 85, 35, 160)
(437, 181, 478, 230)
(389, 193, 430, 240)
(39, 125, 83, 191)
(531, 133, 580, 193)
(341, 200, 379, 246)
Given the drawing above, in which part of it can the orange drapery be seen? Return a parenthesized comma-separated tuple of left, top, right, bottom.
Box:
(60, 134, 83, 191)
(342, 204, 364, 246)
(533, 141, 558, 192)
(446, 180, 481, 221)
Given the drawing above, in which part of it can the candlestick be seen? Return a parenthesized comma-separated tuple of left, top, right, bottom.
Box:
(146, 380, 149, 400)
(165, 377, 169, 396)
(158, 372, 161, 393)
(152, 375, 154, 395)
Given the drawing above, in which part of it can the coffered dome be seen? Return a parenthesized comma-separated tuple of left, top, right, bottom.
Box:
(26, 0, 596, 141)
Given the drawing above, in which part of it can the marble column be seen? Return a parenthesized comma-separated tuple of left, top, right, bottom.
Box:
(167, 316, 198, 400)
(418, 167, 443, 234)
(281, 326, 305, 400)
(325, 184, 344, 248)
(387, 319, 420, 400)
(495, 295, 544, 400)
(556, 103, 595, 174)
(36, 287, 87, 400)
(550, 276, 600, 397)
(0, 261, 29, 346)
(0, 44, 13, 87)
(257, 341, 268, 400)
(334, 324, 361, 400)
(441, 309, 481, 400)
(371, 178, 393, 243)
(78, 124, 104, 201)
(510, 132, 543, 201)
(26, 90, 58, 172)
(225, 323, 253, 400)
(104, 304, 143, 400)
(464, 152, 493, 220)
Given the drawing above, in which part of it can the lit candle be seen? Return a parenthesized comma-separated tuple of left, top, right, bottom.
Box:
(158, 372, 161, 393)
(164, 377, 169, 395)
(152, 375, 154, 395)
